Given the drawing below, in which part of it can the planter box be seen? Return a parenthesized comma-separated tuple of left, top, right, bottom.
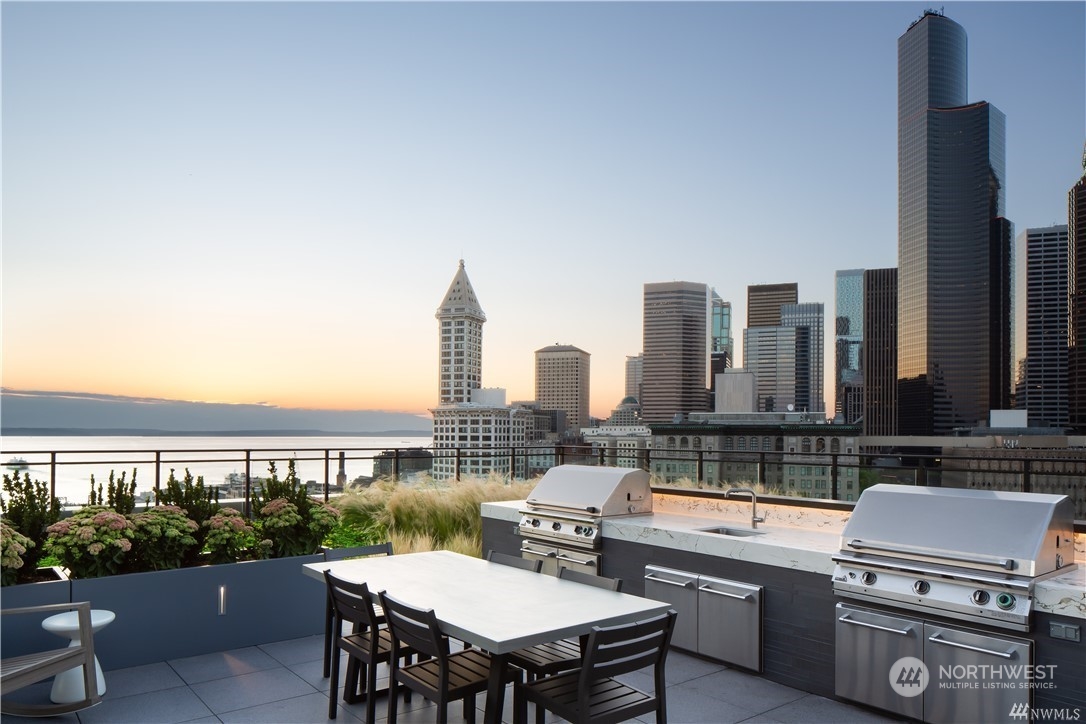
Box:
(1, 567, 73, 658)
(70, 554, 325, 669)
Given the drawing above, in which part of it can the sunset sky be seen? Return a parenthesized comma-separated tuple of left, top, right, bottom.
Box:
(3, 1, 1083, 420)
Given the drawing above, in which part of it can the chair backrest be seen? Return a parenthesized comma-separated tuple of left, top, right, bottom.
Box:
(324, 541, 393, 562)
(378, 591, 449, 662)
(558, 567, 622, 592)
(579, 610, 676, 688)
(486, 549, 542, 573)
(324, 571, 382, 631)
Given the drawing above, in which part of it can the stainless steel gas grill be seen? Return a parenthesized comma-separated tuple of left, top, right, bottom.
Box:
(832, 484, 1076, 631)
(832, 484, 1077, 723)
(518, 465, 652, 575)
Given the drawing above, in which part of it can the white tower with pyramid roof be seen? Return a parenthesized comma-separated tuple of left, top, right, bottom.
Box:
(435, 259, 486, 405)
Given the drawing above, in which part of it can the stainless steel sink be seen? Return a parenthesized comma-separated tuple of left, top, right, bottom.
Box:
(695, 526, 764, 537)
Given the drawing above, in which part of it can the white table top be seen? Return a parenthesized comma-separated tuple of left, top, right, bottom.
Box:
(303, 550, 672, 654)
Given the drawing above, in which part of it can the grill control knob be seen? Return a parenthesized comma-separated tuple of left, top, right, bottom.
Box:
(552, 522, 562, 532)
(583, 527, 594, 537)
(574, 526, 583, 535)
(530, 518, 540, 528)
(972, 590, 990, 606)
(860, 571, 877, 586)
(996, 592, 1016, 610)
(913, 580, 930, 595)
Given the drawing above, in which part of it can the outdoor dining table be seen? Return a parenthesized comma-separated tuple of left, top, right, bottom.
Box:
(302, 549, 672, 724)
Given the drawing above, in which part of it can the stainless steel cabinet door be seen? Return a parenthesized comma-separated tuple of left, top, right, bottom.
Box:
(698, 576, 762, 672)
(520, 540, 559, 576)
(644, 566, 698, 652)
(923, 623, 1031, 724)
(835, 603, 924, 720)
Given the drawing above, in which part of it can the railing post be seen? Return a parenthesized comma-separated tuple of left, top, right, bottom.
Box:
(49, 451, 57, 503)
(758, 452, 765, 487)
(696, 450, 704, 484)
(830, 452, 839, 501)
(454, 447, 462, 482)
(1022, 458, 1031, 494)
(323, 449, 330, 502)
(154, 450, 162, 492)
(509, 448, 516, 481)
(244, 450, 252, 519)
(393, 448, 401, 482)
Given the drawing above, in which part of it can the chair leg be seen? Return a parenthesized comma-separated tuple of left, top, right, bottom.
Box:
(465, 694, 475, 724)
(323, 596, 334, 678)
(364, 656, 378, 724)
(387, 666, 400, 724)
(514, 682, 528, 724)
(328, 640, 340, 719)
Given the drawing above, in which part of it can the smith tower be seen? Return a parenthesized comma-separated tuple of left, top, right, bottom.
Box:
(435, 260, 486, 405)
(896, 11, 1010, 435)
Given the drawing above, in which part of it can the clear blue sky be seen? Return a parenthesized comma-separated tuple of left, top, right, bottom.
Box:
(3, 1, 1083, 419)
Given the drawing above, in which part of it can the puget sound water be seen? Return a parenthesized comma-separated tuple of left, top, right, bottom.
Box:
(0, 434, 433, 506)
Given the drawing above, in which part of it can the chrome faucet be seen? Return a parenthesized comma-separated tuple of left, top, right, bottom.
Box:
(725, 487, 765, 529)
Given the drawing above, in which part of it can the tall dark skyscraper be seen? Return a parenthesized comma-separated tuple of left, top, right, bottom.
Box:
(642, 281, 711, 423)
(863, 268, 898, 436)
(896, 11, 1011, 435)
(1068, 149, 1086, 432)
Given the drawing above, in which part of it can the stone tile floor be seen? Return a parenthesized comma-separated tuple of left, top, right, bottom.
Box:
(3, 634, 903, 723)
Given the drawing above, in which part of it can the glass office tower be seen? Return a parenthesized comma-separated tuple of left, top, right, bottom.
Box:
(896, 10, 1010, 434)
(835, 270, 864, 423)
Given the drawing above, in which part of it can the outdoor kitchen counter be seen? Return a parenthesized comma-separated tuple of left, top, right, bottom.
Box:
(481, 495, 1086, 620)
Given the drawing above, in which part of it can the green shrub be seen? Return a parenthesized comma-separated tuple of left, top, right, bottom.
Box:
(127, 505, 200, 571)
(1, 521, 34, 586)
(88, 469, 138, 514)
(155, 468, 221, 564)
(1, 472, 61, 579)
(44, 506, 135, 578)
(253, 460, 340, 558)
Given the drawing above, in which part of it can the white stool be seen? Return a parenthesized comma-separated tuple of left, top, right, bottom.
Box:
(41, 608, 114, 704)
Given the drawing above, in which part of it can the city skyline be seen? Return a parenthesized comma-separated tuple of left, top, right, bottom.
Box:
(3, 2, 1082, 420)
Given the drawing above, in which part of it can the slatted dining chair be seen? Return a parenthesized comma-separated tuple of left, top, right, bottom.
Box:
(378, 591, 521, 724)
(485, 549, 542, 573)
(1, 602, 102, 717)
(506, 568, 622, 683)
(322, 542, 394, 679)
(324, 571, 414, 722)
(513, 609, 677, 724)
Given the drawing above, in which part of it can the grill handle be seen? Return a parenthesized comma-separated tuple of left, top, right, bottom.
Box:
(846, 539, 1016, 571)
(928, 633, 1016, 659)
(525, 499, 599, 516)
(556, 552, 597, 567)
(837, 613, 915, 636)
(519, 547, 556, 558)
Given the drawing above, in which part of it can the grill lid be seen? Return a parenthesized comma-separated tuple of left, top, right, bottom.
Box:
(839, 485, 1075, 577)
(524, 465, 652, 517)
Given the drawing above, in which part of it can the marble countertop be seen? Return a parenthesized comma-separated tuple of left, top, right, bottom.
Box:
(482, 494, 1085, 620)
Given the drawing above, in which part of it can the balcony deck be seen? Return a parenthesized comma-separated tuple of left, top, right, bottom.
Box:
(3, 633, 902, 723)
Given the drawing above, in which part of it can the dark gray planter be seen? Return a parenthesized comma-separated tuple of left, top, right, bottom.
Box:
(70, 554, 325, 669)
(0, 567, 73, 658)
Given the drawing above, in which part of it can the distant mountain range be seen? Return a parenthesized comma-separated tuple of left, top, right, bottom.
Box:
(0, 389, 432, 435)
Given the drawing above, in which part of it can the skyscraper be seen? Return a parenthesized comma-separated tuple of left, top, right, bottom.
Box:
(747, 283, 798, 328)
(1069, 148, 1086, 433)
(1014, 226, 1069, 427)
(863, 268, 898, 436)
(896, 10, 1011, 435)
(624, 354, 643, 402)
(834, 269, 864, 423)
(743, 286, 825, 415)
(435, 260, 486, 405)
(641, 281, 711, 423)
(710, 290, 733, 393)
(535, 344, 590, 431)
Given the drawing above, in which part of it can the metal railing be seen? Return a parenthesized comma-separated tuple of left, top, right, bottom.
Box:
(2, 442, 1083, 520)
